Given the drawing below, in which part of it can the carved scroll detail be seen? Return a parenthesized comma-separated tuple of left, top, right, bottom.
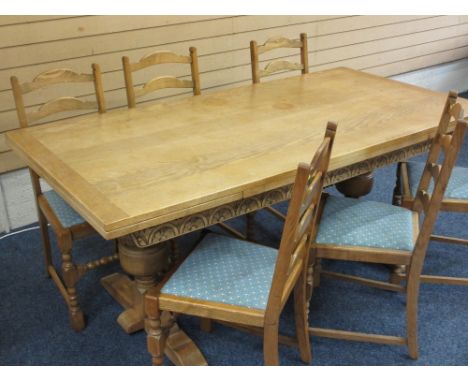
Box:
(126, 140, 432, 248)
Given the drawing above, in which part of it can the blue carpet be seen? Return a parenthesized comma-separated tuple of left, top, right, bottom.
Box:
(2, 114, 468, 365)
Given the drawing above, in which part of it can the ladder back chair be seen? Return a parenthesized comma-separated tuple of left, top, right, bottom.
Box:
(122, 47, 240, 250)
(248, 33, 309, 233)
(10, 65, 116, 331)
(393, 91, 468, 286)
(310, 113, 468, 359)
(145, 122, 337, 365)
(250, 33, 309, 84)
(122, 47, 201, 108)
(122, 47, 206, 257)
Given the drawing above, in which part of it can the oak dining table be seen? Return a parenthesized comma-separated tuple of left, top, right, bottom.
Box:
(6, 67, 468, 365)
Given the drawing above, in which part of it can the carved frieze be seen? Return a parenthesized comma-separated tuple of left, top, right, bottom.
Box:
(126, 140, 431, 248)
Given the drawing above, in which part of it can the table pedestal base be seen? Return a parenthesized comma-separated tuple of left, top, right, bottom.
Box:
(101, 273, 144, 333)
(101, 239, 207, 366)
(335, 172, 374, 198)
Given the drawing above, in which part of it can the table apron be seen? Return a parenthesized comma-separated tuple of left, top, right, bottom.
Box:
(123, 139, 431, 248)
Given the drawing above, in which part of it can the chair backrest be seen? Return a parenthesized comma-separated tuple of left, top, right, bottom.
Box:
(122, 47, 201, 108)
(265, 122, 337, 323)
(250, 33, 309, 84)
(410, 92, 467, 277)
(414, 91, 464, 199)
(10, 65, 106, 129)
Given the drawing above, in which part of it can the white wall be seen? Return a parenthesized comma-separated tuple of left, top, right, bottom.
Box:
(1, 58, 468, 234)
(0, 169, 51, 232)
(0, 180, 9, 232)
(392, 57, 468, 92)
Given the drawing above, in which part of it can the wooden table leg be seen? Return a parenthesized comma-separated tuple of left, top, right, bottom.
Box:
(101, 238, 207, 365)
(335, 172, 374, 198)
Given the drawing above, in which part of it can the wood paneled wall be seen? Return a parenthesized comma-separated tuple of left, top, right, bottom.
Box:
(1, 15, 468, 173)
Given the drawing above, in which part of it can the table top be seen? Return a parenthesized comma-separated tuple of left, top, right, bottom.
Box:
(7, 67, 468, 239)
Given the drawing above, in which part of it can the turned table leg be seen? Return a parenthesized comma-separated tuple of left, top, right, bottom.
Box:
(335, 172, 374, 198)
(101, 238, 207, 365)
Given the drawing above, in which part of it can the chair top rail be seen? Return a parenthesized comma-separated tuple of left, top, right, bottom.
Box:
(130, 50, 192, 72)
(257, 36, 303, 55)
(18, 69, 95, 94)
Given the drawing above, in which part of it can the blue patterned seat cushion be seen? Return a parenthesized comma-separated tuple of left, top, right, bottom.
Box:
(161, 233, 278, 310)
(407, 161, 468, 200)
(316, 195, 415, 251)
(43, 190, 86, 228)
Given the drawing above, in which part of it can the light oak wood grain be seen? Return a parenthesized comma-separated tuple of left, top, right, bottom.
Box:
(134, 77, 194, 98)
(7, 68, 468, 239)
(259, 61, 304, 77)
(122, 47, 200, 108)
(10, 64, 106, 129)
(2, 16, 468, 171)
(251, 33, 308, 83)
(3, 27, 468, 126)
(145, 124, 335, 365)
(8, 63, 114, 332)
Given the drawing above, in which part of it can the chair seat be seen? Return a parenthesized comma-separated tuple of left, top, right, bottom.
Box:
(316, 195, 415, 251)
(161, 233, 278, 310)
(407, 161, 468, 200)
(43, 190, 86, 228)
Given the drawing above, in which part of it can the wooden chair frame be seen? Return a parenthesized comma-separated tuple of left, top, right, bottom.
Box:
(10, 65, 116, 331)
(145, 122, 337, 365)
(11, 65, 106, 128)
(250, 33, 309, 84)
(122, 47, 243, 245)
(393, 91, 468, 286)
(247, 33, 309, 232)
(122, 47, 209, 254)
(311, 114, 468, 359)
(122, 47, 201, 108)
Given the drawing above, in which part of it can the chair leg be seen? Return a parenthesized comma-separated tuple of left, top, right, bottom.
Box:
(62, 253, 85, 331)
(146, 300, 169, 365)
(37, 208, 53, 277)
(246, 212, 256, 241)
(312, 258, 322, 289)
(406, 276, 420, 360)
(29, 169, 53, 277)
(170, 239, 180, 263)
(294, 272, 312, 364)
(389, 265, 406, 285)
(392, 162, 403, 206)
(58, 233, 85, 331)
(263, 323, 280, 365)
(200, 317, 213, 333)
